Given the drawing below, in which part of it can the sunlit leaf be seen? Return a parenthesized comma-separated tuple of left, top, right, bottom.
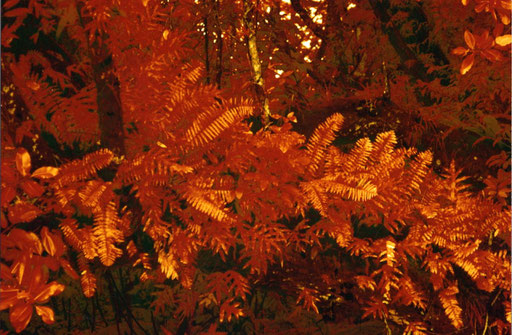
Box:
(40, 227, 56, 256)
(31, 166, 59, 179)
(495, 34, 511, 46)
(33, 282, 65, 304)
(35, 305, 55, 324)
(15, 149, 31, 177)
(460, 53, 475, 74)
(464, 30, 476, 49)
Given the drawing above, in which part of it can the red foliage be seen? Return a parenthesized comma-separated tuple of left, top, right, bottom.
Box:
(1, 0, 510, 334)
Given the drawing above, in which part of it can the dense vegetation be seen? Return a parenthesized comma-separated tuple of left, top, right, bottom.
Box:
(1, 0, 510, 334)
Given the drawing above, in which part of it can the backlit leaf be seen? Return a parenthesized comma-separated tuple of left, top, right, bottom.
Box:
(495, 34, 512, 46)
(15, 149, 31, 177)
(460, 53, 475, 75)
(31, 166, 59, 179)
(464, 30, 475, 49)
(33, 282, 65, 303)
(35, 305, 55, 324)
(40, 227, 56, 256)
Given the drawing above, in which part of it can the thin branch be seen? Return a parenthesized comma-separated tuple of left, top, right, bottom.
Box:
(107, 270, 151, 335)
(242, 0, 270, 123)
(203, 0, 210, 84)
(214, 0, 223, 89)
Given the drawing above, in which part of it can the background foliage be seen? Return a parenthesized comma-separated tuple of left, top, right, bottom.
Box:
(1, 0, 510, 334)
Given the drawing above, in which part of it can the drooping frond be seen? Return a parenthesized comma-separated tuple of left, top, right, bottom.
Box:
(338, 137, 373, 173)
(78, 180, 109, 209)
(59, 218, 82, 252)
(439, 284, 463, 329)
(406, 151, 433, 192)
(186, 100, 253, 147)
(184, 186, 232, 223)
(368, 131, 397, 167)
(78, 226, 98, 260)
(317, 177, 377, 202)
(441, 161, 472, 201)
(115, 148, 193, 184)
(57, 149, 113, 186)
(306, 113, 344, 174)
(92, 201, 124, 266)
(157, 249, 179, 280)
(300, 181, 328, 215)
(77, 255, 96, 298)
(206, 271, 250, 303)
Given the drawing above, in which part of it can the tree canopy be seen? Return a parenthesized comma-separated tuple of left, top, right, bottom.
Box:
(1, 0, 510, 334)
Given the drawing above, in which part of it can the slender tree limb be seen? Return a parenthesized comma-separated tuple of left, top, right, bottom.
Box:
(243, 0, 270, 123)
(215, 0, 223, 88)
(107, 270, 151, 335)
(203, 0, 210, 84)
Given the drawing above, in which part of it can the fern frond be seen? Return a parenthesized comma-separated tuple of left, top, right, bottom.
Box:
(115, 149, 193, 184)
(78, 180, 108, 208)
(306, 113, 344, 174)
(403, 322, 428, 335)
(185, 186, 232, 222)
(158, 250, 179, 280)
(339, 137, 373, 173)
(180, 63, 204, 84)
(369, 131, 397, 165)
(126, 240, 138, 258)
(77, 255, 96, 298)
(407, 151, 433, 192)
(505, 300, 511, 323)
(59, 218, 82, 251)
(300, 181, 328, 215)
(441, 161, 472, 201)
(439, 284, 463, 329)
(186, 101, 253, 147)
(79, 226, 98, 260)
(318, 178, 377, 201)
(57, 149, 113, 185)
(92, 201, 124, 266)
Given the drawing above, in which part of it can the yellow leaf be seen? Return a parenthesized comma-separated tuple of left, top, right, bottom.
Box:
(40, 227, 56, 256)
(495, 34, 512, 46)
(16, 148, 31, 176)
(464, 30, 475, 49)
(35, 305, 55, 324)
(460, 53, 475, 75)
(33, 282, 65, 304)
(31, 166, 59, 179)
